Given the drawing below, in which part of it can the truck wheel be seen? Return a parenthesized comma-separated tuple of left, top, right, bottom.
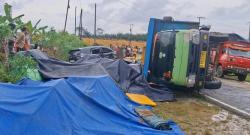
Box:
(238, 74, 247, 81)
(216, 66, 224, 78)
(204, 79, 222, 89)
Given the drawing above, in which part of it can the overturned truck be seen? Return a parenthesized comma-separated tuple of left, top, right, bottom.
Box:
(143, 18, 221, 90)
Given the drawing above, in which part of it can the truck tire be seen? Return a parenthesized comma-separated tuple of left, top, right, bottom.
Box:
(216, 65, 224, 78)
(204, 79, 222, 89)
(238, 74, 247, 81)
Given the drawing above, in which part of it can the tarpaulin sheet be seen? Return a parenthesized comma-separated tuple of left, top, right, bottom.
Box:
(0, 76, 184, 135)
(28, 50, 174, 101)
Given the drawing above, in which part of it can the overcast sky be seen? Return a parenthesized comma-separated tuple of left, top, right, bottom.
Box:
(1, 0, 250, 38)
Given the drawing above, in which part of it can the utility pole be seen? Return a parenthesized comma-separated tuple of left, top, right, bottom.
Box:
(197, 16, 205, 27)
(129, 24, 133, 46)
(75, 6, 77, 35)
(78, 9, 81, 38)
(94, 3, 97, 45)
(63, 0, 70, 32)
(79, 9, 83, 39)
(248, 22, 250, 41)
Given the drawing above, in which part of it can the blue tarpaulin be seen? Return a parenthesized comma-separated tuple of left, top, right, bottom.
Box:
(0, 76, 184, 135)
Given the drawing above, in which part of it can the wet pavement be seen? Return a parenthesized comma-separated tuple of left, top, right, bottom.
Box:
(201, 79, 250, 114)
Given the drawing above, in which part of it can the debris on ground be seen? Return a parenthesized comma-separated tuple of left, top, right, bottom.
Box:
(211, 110, 229, 122)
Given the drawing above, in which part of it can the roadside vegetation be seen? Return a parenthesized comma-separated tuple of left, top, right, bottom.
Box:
(0, 3, 85, 83)
(247, 75, 250, 82)
(43, 31, 86, 60)
(0, 55, 37, 83)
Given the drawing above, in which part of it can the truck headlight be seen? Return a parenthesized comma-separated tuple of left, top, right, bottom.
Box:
(187, 75, 196, 87)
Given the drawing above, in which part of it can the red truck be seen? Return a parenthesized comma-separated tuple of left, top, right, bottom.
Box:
(211, 40, 250, 81)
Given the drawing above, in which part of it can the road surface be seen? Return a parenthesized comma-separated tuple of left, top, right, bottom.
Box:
(201, 78, 250, 118)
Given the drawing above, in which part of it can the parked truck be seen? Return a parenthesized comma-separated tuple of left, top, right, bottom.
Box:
(210, 33, 250, 81)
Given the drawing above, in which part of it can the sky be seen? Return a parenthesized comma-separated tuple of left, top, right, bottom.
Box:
(1, 0, 250, 38)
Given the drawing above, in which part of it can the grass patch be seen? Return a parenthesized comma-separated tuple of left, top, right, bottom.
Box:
(246, 75, 250, 82)
(153, 98, 220, 134)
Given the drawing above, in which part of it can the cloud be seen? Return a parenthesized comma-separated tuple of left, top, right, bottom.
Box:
(1, 0, 250, 38)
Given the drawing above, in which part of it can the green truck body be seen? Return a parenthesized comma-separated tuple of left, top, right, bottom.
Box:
(171, 31, 190, 86)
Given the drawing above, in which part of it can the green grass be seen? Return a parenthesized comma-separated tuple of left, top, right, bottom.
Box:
(246, 75, 250, 82)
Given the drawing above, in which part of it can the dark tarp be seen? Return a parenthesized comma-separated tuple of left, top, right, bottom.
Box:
(28, 49, 174, 102)
(209, 32, 249, 48)
(0, 76, 184, 135)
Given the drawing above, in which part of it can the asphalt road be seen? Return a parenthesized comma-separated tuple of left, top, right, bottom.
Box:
(201, 79, 250, 115)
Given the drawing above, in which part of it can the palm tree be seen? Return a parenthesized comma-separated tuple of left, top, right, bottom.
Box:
(3, 3, 24, 32)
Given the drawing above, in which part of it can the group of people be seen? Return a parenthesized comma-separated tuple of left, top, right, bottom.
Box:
(110, 44, 142, 59)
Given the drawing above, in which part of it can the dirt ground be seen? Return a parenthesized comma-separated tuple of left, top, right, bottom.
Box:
(153, 97, 250, 135)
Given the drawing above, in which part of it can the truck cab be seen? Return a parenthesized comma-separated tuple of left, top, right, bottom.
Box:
(216, 41, 250, 81)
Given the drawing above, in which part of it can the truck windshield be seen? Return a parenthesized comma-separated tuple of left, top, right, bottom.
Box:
(228, 48, 250, 58)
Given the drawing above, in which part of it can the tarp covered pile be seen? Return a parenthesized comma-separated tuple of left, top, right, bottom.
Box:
(0, 76, 184, 135)
(0, 50, 184, 135)
(28, 49, 174, 102)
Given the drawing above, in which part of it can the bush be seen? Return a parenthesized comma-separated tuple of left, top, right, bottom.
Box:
(43, 31, 86, 60)
(0, 55, 37, 83)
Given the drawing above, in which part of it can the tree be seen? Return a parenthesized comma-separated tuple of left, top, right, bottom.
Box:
(97, 28, 104, 36)
(25, 19, 48, 36)
(3, 3, 24, 33)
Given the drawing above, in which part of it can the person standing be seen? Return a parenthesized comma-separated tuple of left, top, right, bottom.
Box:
(122, 45, 126, 58)
(14, 27, 30, 52)
(127, 46, 132, 57)
(14, 31, 25, 52)
(117, 45, 122, 59)
(23, 27, 31, 51)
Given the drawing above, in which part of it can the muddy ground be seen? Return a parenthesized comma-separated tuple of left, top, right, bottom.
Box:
(154, 97, 250, 135)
